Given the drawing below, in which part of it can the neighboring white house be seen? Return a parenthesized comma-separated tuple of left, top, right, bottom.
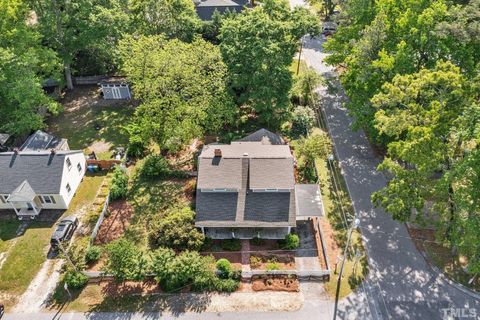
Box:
(0, 150, 86, 219)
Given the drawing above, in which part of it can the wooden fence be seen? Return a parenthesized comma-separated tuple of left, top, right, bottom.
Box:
(89, 191, 110, 246)
(74, 75, 127, 85)
(87, 159, 121, 170)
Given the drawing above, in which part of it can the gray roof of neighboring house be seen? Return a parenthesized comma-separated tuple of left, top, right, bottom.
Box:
(0, 133, 10, 146)
(196, 133, 296, 228)
(295, 184, 324, 217)
(7, 180, 36, 202)
(236, 128, 285, 145)
(0, 151, 82, 194)
(20, 130, 69, 151)
(194, 0, 249, 20)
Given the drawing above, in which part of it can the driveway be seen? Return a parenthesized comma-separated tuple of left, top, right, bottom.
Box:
(299, 31, 480, 319)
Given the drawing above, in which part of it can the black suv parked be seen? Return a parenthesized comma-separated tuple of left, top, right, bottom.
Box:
(50, 216, 78, 249)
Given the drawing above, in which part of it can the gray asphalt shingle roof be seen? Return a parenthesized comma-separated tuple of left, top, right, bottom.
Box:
(196, 132, 296, 228)
(236, 128, 285, 145)
(294, 184, 324, 217)
(0, 151, 82, 194)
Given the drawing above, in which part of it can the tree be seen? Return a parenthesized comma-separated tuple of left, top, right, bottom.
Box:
(104, 238, 149, 282)
(290, 106, 316, 138)
(30, 0, 130, 88)
(219, 0, 320, 127)
(130, 0, 200, 41)
(0, 0, 62, 135)
(110, 166, 129, 199)
(291, 68, 322, 106)
(151, 207, 205, 251)
(151, 248, 216, 291)
(118, 35, 235, 151)
(295, 130, 332, 164)
(324, 0, 452, 143)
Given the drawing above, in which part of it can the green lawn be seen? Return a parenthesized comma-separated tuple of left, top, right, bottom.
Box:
(0, 222, 52, 295)
(290, 59, 308, 75)
(0, 174, 105, 308)
(0, 220, 21, 254)
(48, 98, 134, 160)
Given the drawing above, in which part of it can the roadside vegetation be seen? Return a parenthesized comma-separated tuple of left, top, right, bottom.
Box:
(326, 0, 480, 288)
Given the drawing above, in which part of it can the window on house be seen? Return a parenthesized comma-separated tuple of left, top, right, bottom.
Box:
(66, 157, 72, 170)
(66, 183, 71, 194)
(41, 195, 56, 204)
(77, 163, 82, 173)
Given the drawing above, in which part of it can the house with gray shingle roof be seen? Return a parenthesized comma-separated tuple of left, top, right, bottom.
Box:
(0, 150, 86, 219)
(194, 0, 251, 21)
(195, 129, 324, 239)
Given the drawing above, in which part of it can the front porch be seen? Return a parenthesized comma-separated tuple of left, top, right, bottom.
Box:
(6, 180, 42, 220)
(202, 227, 291, 239)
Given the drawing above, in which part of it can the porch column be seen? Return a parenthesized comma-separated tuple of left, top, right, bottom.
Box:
(287, 226, 291, 234)
(31, 203, 38, 215)
(200, 227, 205, 235)
(9, 202, 19, 215)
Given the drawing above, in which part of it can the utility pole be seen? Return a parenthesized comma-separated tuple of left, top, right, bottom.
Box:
(333, 218, 360, 320)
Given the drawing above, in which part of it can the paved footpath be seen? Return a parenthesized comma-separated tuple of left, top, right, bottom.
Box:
(299, 29, 480, 319)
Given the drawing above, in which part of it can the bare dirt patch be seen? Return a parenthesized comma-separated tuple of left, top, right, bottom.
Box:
(252, 275, 300, 292)
(95, 200, 134, 245)
(319, 216, 340, 269)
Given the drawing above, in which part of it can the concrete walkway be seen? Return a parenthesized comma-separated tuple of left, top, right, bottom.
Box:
(299, 32, 480, 319)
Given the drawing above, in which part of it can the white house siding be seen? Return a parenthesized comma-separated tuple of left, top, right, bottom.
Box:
(59, 152, 86, 209)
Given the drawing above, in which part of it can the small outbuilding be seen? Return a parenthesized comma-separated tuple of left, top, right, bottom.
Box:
(99, 82, 131, 100)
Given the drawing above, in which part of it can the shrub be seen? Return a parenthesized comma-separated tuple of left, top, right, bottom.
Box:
(291, 105, 316, 138)
(216, 258, 232, 278)
(151, 207, 205, 251)
(221, 239, 241, 251)
(250, 255, 262, 269)
(63, 270, 88, 289)
(284, 233, 300, 249)
(140, 154, 170, 178)
(200, 237, 213, 251)
(266, 262, 280, 271)
(126, 142, 145, 158)
(251, 237, 264, 246)
(85, 246, 102, 264)
(214, 278, 239, 292)
(104, 238, 149, 282)
(110, 166, 129, 200)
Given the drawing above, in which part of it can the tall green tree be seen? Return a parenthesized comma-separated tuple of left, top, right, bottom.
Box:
(371, 62, 480, 271)
(118, 35, 235, 151)
(219, 0, 320, 127)
(29, 0, 130, 88)
(130, 0, 200, 41)
(0, 0, 62, 135)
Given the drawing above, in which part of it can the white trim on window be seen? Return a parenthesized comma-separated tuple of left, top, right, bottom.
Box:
(40, 195, 56, 204)
(77, 162, 82, 173)
(66, 183, 72, 194)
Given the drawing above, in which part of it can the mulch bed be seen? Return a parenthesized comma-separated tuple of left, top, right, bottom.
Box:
(319, 217, 340, 269)
(250, 253, 295, 270)
(95, 200, 134, 245)
(251, 275, 299, 292)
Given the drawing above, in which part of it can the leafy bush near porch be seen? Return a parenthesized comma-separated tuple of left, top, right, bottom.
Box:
(250, 255, 262, 268)
(283, 233, 300, 249)
(216, 258, 232, 279)
(221, 239, 241, 251)
(63, 270, 89, 289)
(150, 207, 205, 251)
(110, 166, 129, 200)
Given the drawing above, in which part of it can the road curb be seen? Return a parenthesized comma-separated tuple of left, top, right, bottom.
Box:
(406, 223, 480, 300)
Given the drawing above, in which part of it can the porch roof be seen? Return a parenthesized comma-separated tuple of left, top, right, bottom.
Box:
(294, 184, 324, 217)
(7, 180, 36, 202)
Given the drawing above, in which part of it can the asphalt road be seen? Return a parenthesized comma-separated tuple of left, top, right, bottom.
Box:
(299, 33, 480, 320)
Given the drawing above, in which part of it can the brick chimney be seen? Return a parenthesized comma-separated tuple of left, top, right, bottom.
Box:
(214, 148, 222, 157)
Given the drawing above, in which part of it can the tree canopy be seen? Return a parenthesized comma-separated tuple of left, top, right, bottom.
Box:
(118, 35, 235, 151)
(219, 0, 320, 127)
(0, 0, 62, 135)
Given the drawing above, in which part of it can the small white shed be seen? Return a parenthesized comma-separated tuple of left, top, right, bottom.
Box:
(99, 83, 131, 100)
